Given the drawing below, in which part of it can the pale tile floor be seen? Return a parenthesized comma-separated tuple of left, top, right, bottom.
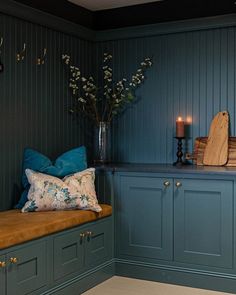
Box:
(83, 276, 235, 295)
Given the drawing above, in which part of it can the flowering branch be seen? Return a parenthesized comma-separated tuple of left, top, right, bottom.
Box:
(62, 53, 152, 126)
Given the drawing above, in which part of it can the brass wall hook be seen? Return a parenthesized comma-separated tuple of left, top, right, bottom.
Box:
(16, 43, 26, 62)
(0, 37, 3, 54)
(37, 48, 47, 65)
(0, 37, 3, 49)
(0, 37, 4, 72)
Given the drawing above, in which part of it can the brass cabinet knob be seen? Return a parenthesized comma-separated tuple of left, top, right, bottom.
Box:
(175, 182, 182, 188)
(0, 261, 6, 268)
(163, 181, 170, 187)
(86, 231, 93, 237)
(10, 257, 18, 264)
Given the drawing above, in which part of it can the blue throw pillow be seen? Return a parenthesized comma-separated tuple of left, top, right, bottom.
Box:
(16, 146, 87, 209)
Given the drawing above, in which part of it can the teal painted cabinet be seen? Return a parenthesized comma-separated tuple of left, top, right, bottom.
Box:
(0, 216, 112, 295)
(7, 241, 47, 295)
(0, 255, 6, 295)
(54, 228, 85, 281)
(116, 175, 173, 261)
(174, 179, 233, 269)
(115, 173, 234, 271)
(53, 218, 112, 282)
(0, 242, 47, 295)
(86, 219, 112, 268)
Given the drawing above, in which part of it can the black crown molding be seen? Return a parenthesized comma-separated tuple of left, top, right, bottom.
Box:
(94, 0, 236, 30)
(0, 0, 236, 42)
(95, 13, 236, 42)
(0, 0, 95, 41)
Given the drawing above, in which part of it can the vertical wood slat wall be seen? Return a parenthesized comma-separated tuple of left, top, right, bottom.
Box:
(0, 13, 93, 210)
(0, 9, 236, 210)
(96, 26, 236, 164)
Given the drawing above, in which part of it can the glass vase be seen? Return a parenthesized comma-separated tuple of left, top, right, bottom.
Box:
(94, 121, 111, 164)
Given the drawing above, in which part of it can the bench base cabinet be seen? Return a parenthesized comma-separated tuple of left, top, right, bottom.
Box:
(54, 218, 112, 282)
(0, 216, 112, 295)
(115, 172, 235, 291)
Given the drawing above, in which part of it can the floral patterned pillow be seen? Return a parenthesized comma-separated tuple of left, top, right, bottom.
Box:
(21, 168, 101, 213)
(63, 168, 101, 212)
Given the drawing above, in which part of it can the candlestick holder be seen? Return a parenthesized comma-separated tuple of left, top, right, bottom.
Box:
(173, 137, 185, 166)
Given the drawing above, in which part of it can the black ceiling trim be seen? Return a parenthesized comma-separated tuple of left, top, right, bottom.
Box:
(0, 0, 95, 41)
(13, 0, 94, 29)
(94, 0, 236, 30)
(1, 0, 236, 43)
(95, 14, 236, 42)
(13, 0, 236, 31)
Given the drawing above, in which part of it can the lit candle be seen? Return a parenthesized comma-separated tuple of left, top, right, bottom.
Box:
(176, 117, 185, 138)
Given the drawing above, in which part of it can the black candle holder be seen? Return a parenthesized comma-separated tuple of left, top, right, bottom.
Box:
(173, 137, 185, 166)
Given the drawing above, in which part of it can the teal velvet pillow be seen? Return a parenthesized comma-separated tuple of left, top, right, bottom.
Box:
(16, 146, 87, 209)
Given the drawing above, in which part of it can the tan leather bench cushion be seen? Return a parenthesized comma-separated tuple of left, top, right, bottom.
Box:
(0, 204, 112, 250)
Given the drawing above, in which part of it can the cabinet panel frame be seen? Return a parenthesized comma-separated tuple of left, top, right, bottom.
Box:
(115, 173, 173, 261)
(174, 178, 233, 269)
(85, 218, 112, 268)
(6, 240, 47, 295)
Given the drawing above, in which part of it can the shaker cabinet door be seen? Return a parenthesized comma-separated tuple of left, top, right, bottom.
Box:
(174, 179, 233, 269)
(86, 218, 112, 268)
(0, 255, 6, 295)
(117, 175, 173, 261)
(54, 229, 85, 281)
(7, 241, 47, 295)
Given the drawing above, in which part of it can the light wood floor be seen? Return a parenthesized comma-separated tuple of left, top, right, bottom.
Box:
(82, 276, 234, 295)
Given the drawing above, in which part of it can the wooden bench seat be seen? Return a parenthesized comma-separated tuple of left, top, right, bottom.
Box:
(0, 204, 112, 250)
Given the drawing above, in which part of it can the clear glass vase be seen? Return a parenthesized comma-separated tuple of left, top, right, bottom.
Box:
(94, 122, 111, 164)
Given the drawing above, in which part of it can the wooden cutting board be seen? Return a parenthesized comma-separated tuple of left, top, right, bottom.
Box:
(203, 111, 229, 166)
(193, 137, 236, 166)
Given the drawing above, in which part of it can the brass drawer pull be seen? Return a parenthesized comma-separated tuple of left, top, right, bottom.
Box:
(175, 182, 182, 188)
(80, 233, 85, 238)
(163, 181, 170, 187)
(0, 261, 6, 268)
(10, 257, 18, 264)
(86, 231, 93, 237)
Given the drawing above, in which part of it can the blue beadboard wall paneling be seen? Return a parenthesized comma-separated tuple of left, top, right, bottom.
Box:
(0, 0, 95, 41)
(95, 24, 236, 163)
(228, 27, 235, 135)
(0, 13, 94, 210)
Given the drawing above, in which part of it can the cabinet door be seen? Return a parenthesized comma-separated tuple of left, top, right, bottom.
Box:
(7, 241, 47, 295)
(54, 228, 84, 281)
(174, 179, 233, 269)
(117, 175, 173, 260)
(86, 218, 112, 268)
(0, 255, 6, 295)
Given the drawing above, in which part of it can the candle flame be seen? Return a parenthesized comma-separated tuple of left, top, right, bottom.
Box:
(177, 116, 183, 122)
(186, 116, 192, 123)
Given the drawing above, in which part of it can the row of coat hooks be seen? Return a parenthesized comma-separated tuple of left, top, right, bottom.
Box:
(0, 37, 47, 72)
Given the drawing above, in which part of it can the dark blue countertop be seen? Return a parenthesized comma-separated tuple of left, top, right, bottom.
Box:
(95, 163, 236, 177)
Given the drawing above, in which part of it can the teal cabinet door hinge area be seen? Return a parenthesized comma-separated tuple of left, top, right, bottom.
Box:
(174, 179, 233, 269)
(116, 175, 173, 261)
